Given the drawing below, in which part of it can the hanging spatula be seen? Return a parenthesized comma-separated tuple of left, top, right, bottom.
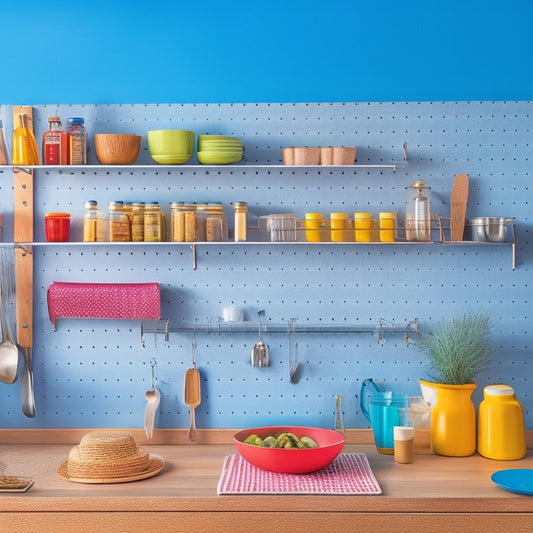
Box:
(184, 341, 201, 442)
(450, 173, 469, 241)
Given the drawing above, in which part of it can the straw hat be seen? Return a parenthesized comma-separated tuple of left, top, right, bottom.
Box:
(57, 431, 165, 484)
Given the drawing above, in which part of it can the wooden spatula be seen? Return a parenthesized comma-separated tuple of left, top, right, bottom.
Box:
(184, 341, 201, 441)
(450, 173, 469, 241)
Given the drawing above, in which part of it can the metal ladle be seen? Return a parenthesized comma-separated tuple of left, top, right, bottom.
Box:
(0, 248, 18, 385)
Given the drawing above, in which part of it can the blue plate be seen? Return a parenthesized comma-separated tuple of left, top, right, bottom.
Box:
(491, 469, 533, 496)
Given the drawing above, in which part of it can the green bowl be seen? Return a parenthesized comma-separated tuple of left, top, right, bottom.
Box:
(148, 130, 195, 157)
(150, 153, 193, 165)
(197, 151, 243, 165)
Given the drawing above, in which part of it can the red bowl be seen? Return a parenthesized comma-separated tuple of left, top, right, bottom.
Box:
(233, 425, 345, 474)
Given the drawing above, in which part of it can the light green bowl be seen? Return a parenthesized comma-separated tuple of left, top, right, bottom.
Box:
(197, 151, 243, 165)
(151, 154, 193, 165)
(148, 130, 195, 158)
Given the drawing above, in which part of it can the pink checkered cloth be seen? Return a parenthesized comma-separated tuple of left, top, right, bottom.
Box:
(217, 453, 382, 495)
(47, 282, 161, 329)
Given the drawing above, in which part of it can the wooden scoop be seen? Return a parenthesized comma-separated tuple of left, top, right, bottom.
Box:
(184, 341, 201, 441)
(450, 173, 469, 241)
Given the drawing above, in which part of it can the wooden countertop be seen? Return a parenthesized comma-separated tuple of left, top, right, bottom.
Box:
(1, 429, 532, 532)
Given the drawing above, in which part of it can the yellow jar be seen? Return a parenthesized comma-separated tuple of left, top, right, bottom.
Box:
(233, 202, 248, 242)
(330, 212, 348, 242)
(379, 212, 396, 242)
(354, 212, 374, 242)
(304, 212, 323, 242)
(477, 384, 526, 460)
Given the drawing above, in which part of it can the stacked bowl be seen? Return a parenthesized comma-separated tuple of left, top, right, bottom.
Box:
(197, 135, 243, 165)
(148, 130, 195, 164)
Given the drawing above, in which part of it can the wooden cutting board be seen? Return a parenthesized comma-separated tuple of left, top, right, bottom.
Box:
(450, 173, 469, 241)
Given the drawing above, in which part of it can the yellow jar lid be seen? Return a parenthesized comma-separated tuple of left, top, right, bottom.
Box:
(330, 212, 348, 219)
(305, 212, 323, 219)
(379, 212, 396, 219)
(45, 212, 71, 218)
(354, 212, 373, 219)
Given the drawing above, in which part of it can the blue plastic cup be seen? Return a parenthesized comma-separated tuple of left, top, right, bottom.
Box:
(362, 391, 409, 454)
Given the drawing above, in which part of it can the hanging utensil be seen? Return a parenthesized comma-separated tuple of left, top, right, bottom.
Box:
(450, 173, 469, 241)
(16, 246, 35, 418)
(184, 340, 201, 442)
(251, 310, 269, 367)
(0, 248, 18, 384)
(288, 318, 299, 383)
(144, 358, 161, 439)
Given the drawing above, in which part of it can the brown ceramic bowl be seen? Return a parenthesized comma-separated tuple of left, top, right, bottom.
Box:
(94, 134, 141, 165)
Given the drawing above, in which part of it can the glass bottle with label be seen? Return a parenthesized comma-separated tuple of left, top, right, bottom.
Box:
(43, 116, 69, 165)
(406, 180, 431, 242)
(67, 117, 88, 165)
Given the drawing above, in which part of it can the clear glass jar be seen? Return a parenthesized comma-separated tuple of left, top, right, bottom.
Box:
(131, 202, 145, 242)
(83, 200, 106, 242)
(108, 201, 131, 242)
(144, 201, 164, 242)
(67, 117, 88, 165)
(195, 203, 207, 242)
(233, 202, 247, 242)
(206, 203, 228, 242)
(406, 180, 431, 242)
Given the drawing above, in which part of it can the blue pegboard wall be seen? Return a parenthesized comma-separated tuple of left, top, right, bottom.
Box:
(0, 101, 530, 430)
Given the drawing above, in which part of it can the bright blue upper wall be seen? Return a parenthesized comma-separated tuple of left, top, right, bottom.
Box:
(2, 0, 532, 104)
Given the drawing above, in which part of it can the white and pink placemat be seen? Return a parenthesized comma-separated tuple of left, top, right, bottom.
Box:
(217, 453, 382, 495)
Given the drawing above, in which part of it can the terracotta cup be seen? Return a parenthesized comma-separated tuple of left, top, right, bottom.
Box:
(294, 147, 320, 165)
(333, 146, 357, 165)
(320, 147, 334, 165)
(282, 147, 295, 165)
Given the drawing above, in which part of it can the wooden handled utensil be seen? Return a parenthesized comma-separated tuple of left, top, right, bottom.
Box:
(184, 341, 201, 442)
(450, 173, 469, 241)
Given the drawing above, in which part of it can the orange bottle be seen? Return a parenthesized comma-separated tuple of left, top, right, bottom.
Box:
(43, 116, 70, 165)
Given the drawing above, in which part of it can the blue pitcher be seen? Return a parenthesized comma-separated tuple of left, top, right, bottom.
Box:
(360, 379, 409, 454)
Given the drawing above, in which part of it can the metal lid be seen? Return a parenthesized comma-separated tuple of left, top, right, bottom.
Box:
(410, 179, 430, 189)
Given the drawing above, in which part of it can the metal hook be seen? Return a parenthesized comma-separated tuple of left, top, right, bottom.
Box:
(150, 357, 156, 388)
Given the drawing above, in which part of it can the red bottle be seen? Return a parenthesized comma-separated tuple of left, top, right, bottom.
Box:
(42, 116, 69, 165)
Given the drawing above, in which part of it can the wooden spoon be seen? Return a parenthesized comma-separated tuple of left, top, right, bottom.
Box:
(184, 342, 201, 442)
(450, 173, 469, 241)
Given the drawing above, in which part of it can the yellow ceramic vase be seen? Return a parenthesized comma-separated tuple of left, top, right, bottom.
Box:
(420, 379, 476, 457)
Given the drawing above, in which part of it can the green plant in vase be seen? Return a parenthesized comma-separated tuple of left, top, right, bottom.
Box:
(418, 311, 498, 456)
(419, 310, 498, 385)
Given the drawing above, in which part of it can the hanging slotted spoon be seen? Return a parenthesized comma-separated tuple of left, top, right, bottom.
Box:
(184, 340, 201, 442)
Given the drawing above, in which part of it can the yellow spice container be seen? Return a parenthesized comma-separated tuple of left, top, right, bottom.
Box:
(354, 212, 374, 242)
(379, 212, 396, 242)
(330, 212, 348, 242)
(304, 212, 323, 242)
(477, 384, 526, 460)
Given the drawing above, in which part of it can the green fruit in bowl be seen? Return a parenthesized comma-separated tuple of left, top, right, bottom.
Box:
(262, 436, 279, 448)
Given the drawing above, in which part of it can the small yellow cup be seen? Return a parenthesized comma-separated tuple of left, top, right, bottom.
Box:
(354, 212, 374, 242)
(330, 212, 349, 242)
(379, 212, 396, 242)
(304, 212, 323, 242)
